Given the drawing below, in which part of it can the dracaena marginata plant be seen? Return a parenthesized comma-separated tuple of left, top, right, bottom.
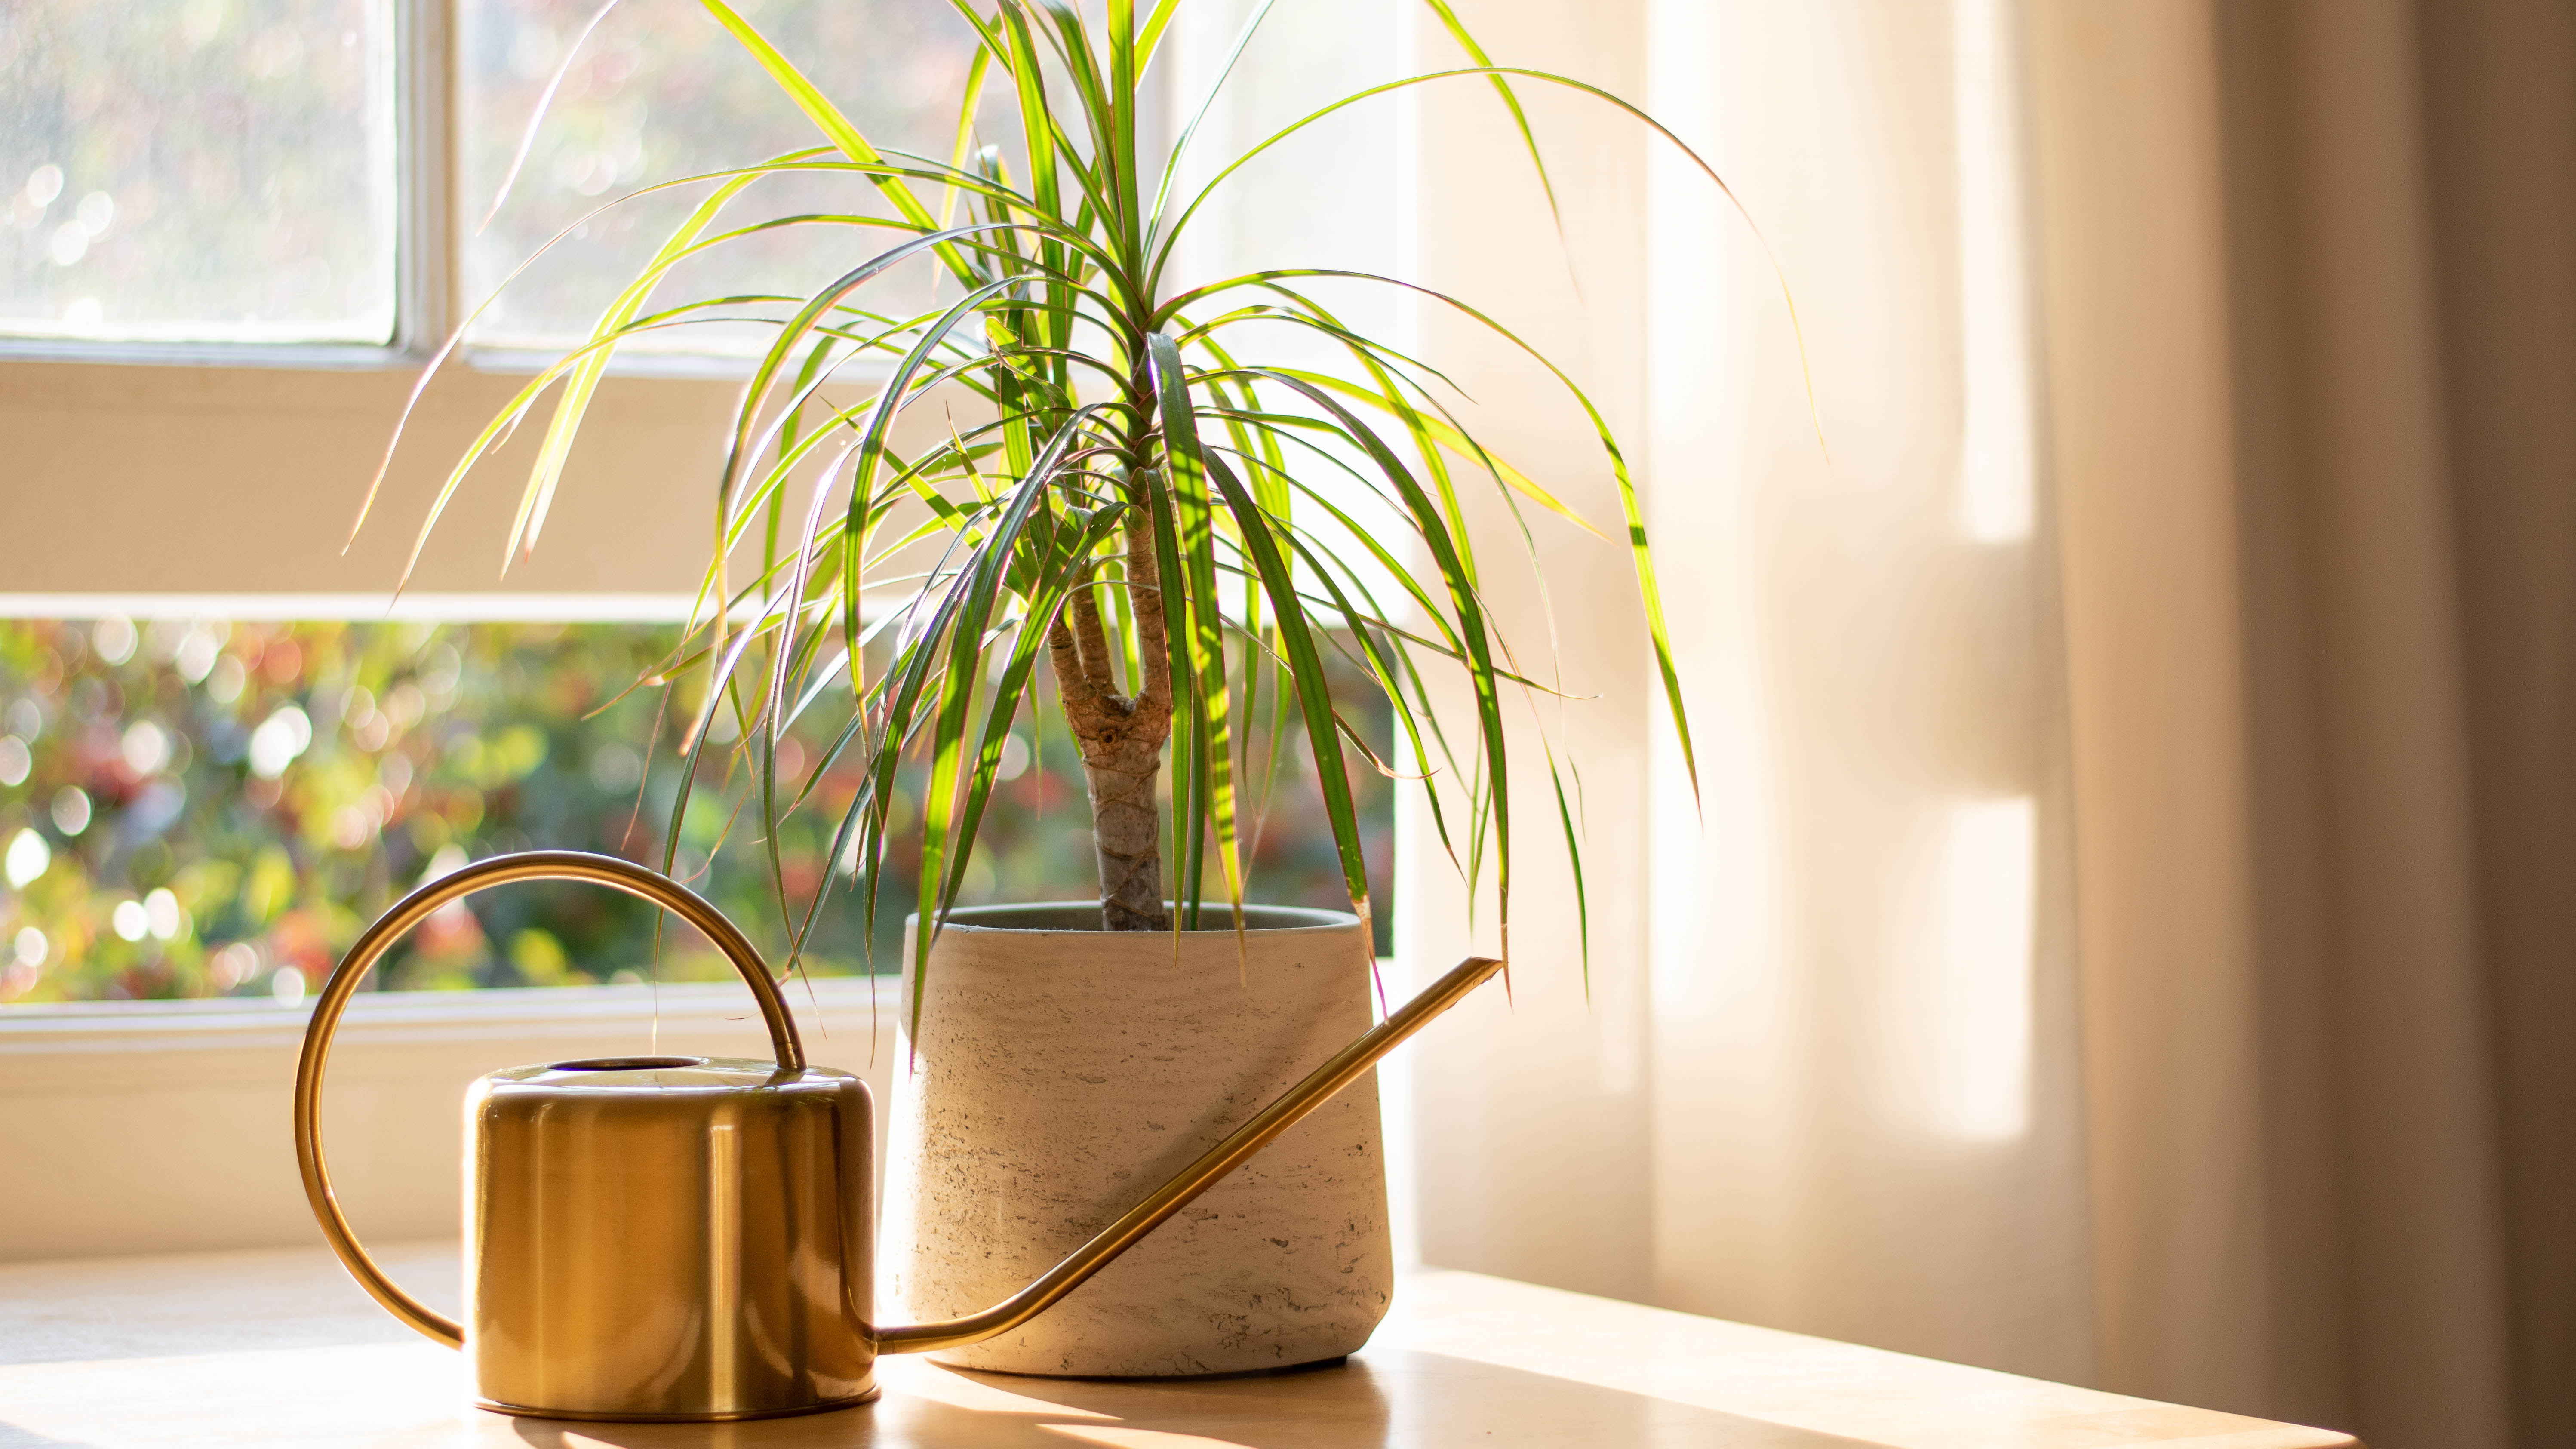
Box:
(360, 0, 1774, 1025)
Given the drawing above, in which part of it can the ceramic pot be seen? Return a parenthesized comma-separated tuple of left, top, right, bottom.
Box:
(882, 902, 1391, 1377)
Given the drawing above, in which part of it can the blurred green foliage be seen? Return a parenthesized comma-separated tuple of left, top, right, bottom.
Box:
(0, 618, 1388, 1004)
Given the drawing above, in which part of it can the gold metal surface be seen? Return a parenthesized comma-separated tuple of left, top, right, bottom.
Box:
(295, 848, 1507, 1422)
(467, 1056, 875, 1420)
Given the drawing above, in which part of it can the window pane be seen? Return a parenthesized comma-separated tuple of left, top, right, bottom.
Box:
(0, 0, 398, 344)
(0, 619, 1391, 1004)
(460, 0, 978, 354)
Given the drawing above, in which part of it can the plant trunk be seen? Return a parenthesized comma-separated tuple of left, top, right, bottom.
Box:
(1079, 731, 1168, 931)
(1049, 498, 1174, 931)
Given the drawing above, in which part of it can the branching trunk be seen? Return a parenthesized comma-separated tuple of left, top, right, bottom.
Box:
(1051, 498, 1173, 930)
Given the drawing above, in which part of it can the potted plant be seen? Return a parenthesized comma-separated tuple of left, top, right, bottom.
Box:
(367, 0, 1729, 1378)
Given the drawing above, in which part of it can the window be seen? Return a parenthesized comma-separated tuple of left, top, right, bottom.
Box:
(0, 0, 1410, 1008)
(0, 0, 400, 345)
(0, 0, 1411, 1275)
(0, 0, 994, 362)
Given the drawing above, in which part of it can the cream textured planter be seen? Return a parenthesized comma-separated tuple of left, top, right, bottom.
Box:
(882, 902, 1391, 1377)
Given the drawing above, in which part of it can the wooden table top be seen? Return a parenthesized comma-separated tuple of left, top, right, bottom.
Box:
(0, 1243, 2357, 1448)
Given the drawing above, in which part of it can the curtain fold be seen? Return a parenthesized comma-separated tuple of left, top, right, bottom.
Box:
(2416, 4, 2576, 1440)
(2023, 1, 2558, 1442)
(2216, 3, 2514, 1440)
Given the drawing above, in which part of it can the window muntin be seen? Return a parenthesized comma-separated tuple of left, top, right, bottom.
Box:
(0, 0, 398, 344)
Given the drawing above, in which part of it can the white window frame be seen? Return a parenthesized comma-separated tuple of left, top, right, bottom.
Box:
(0, 0, 451, 372)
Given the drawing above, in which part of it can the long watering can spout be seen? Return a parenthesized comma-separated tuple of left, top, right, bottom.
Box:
(871, 952, 1506, 1356)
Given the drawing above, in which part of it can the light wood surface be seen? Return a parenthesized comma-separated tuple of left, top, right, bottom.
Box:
(0, 1243, 2359, 1448)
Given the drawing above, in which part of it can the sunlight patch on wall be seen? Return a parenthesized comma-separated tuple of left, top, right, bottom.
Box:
(1953, 0, 2036, 545)
(1934, 795, 2037, 1141)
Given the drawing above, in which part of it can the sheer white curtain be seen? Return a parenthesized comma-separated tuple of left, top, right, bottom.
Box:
(1390, 0, 2090, 1375)
(1396, 0, 2096, 1384)
(1636, 0, 2093, 1383)
(1385, 0, 2086, 1361)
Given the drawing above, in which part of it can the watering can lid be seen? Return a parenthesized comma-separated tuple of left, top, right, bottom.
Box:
(483, 1055, 855, 1093)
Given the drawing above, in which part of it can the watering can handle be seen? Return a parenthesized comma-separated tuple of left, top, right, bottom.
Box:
(290, 850, 802, 1351)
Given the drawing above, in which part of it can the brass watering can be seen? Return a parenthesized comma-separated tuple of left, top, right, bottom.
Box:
(292, 850, 1502, 1423)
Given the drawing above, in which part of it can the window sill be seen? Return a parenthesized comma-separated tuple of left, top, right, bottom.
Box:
(0, 976, 886, 1066)
(0, 336, 897, 383)
(0, 338, 418, 372)
(1, 978, 898, 1263)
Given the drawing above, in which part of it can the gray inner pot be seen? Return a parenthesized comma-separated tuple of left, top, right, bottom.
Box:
(909, 901, 1360, 934)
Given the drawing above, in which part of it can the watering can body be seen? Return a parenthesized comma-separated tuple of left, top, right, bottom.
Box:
(293, 850, 1500, 1422)
(466, 1057, 877, 1419)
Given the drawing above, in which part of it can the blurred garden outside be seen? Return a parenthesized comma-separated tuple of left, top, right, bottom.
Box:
(0, 618, 1392, 1005)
